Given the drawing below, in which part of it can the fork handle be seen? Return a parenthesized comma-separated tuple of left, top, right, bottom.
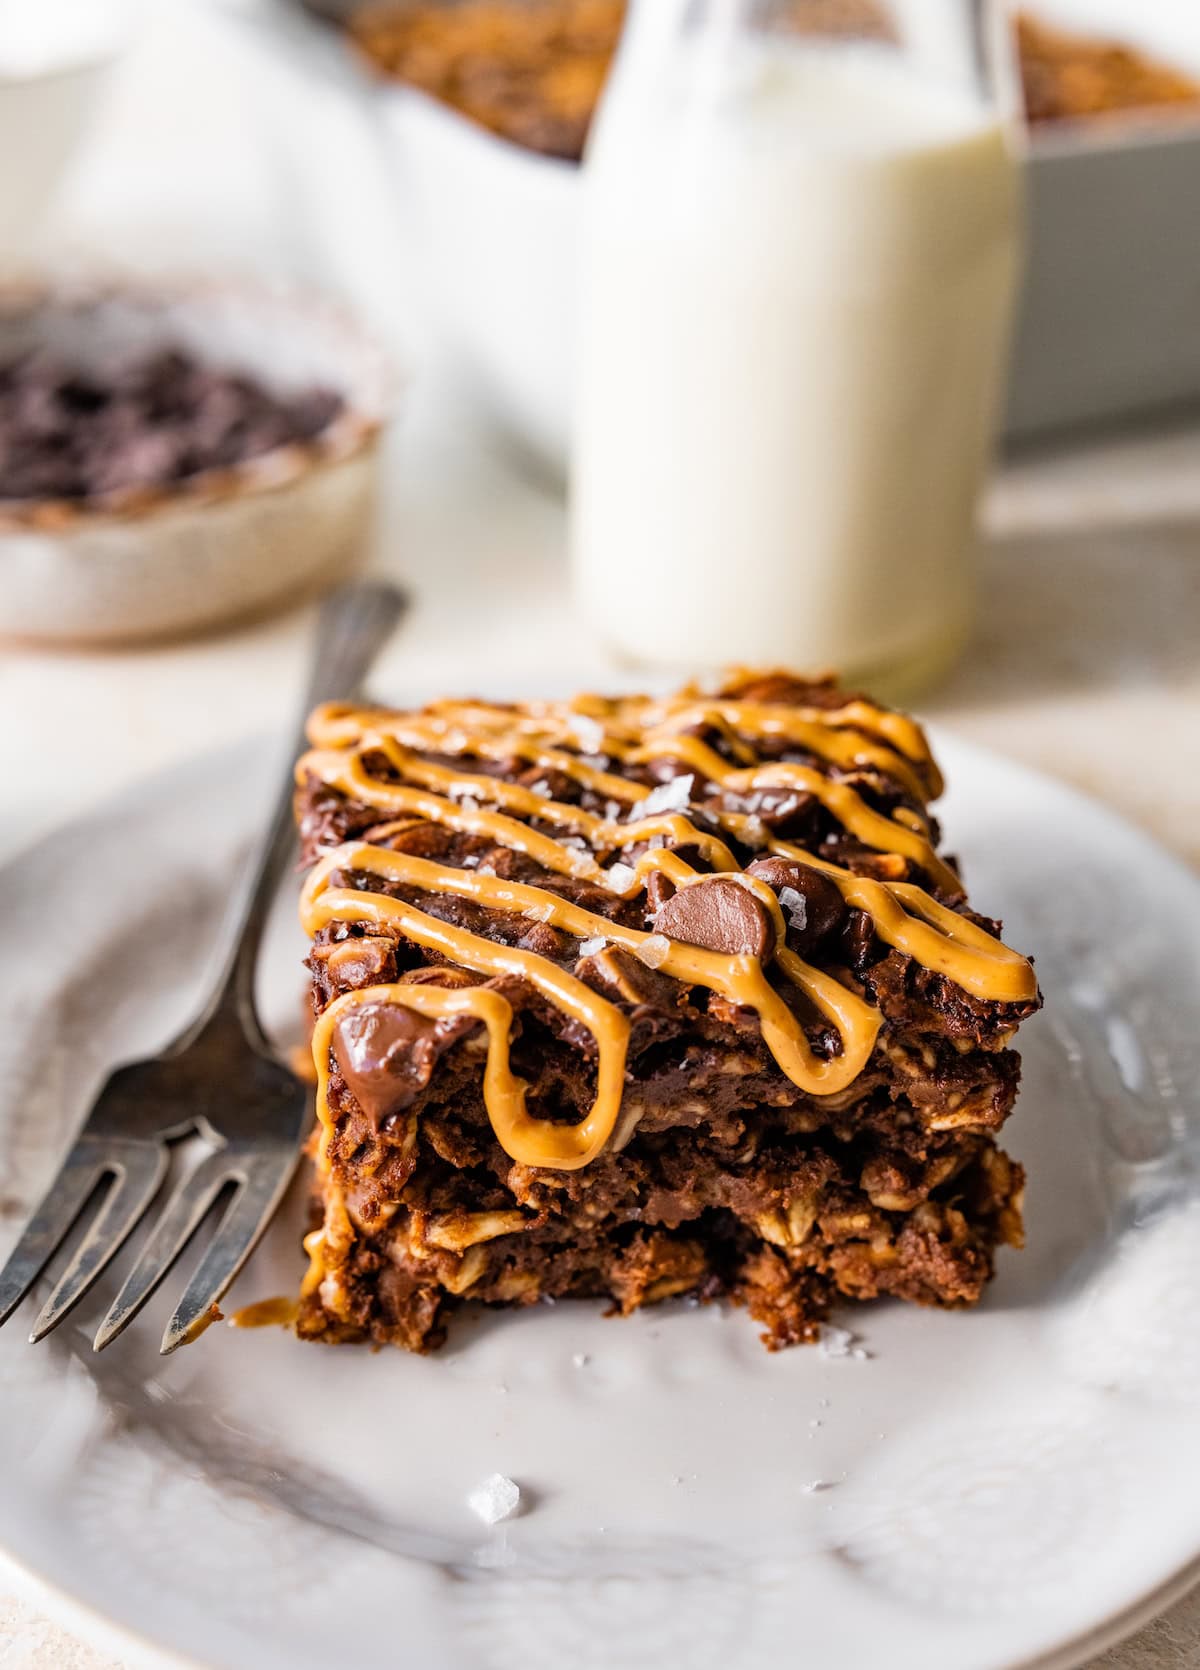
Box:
(189, 580, 409, 1053)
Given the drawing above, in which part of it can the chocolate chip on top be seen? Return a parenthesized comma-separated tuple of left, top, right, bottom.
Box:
(653, 876, 776, 961)
(746, 856, 847, 956)
(332, 999, 475, 1127)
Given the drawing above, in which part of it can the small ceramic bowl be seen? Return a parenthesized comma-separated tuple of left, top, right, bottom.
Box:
(0, 277, 391, 645)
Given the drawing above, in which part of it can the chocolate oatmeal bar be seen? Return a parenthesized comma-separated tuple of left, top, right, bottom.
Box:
(293, 670, 1039, 1351)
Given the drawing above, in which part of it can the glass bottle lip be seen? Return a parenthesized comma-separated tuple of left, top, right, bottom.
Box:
(612, 0, 1025, 127)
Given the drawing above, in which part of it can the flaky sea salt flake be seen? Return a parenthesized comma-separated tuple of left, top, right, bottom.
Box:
(740, 815, 769, 849)
(578, 936, 608, 956)
(468, 1474, 522, 1526)
(632, 774, 694, 820)
(779, 886, 808, 933)
(818, 1325, 867, 1360)
(635, 934, 671, 969)
(571, 715, 605, 752)
(605, 861, 638, 894)
(522, 902, 554, 923)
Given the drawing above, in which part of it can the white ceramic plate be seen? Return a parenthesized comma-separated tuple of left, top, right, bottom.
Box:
(1, 730, 1198, 1670)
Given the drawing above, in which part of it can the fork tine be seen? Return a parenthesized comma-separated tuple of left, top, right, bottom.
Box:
(160, 1148, 302, 1357)
(92, 1150, 233, 1353)
(28, 1143, 170, 1342)
(0, 1145, 111, 1330)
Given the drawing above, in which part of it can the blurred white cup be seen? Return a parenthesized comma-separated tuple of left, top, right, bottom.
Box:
(0, 0, 129, 252)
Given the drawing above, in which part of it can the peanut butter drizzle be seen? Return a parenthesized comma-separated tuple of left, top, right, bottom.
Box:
(673, 675, 943, 784)
(229, 1296, 299, 1330)
(623, 732, 958, 893)
(302, 842, 880, 1104)
(306, 695, 953, 888)
(308, 691, 940, 797)
(311, 978, 628, 1169)
(642, 702, 936, 801)
(764, 839, 1036, 1003)
(299, 682, 1036, 1171)
(298, 748, 742, 884)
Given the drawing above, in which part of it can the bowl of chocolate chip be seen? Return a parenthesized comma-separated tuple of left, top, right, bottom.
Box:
(0, 278, 390, 645)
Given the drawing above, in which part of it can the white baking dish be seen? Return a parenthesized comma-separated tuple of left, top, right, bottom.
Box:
(379, 85, 576, 469)
(1007, 0, 1200, 436)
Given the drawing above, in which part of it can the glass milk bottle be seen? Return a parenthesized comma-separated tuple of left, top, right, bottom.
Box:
(569, 0, 1023, 690)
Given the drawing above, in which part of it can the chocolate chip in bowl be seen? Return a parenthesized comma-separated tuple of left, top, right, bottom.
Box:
(0, 278, 391, 645)
(0, 345, 345, 506)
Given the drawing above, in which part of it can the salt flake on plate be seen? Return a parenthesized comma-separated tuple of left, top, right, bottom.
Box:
(818, 1324, 871, 1361)
(468, 1474, 521, 1525)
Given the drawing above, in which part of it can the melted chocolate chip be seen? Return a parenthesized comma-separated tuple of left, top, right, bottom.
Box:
(332, 1000, 474, 1127)
(577, 945, 682, 1009)
(644, 869, 676, 917)
(325, 935, 396, 990)
(654, 877, 775, 961)
(839, 908, 878, 973)
(517, 919, 571, 960)
(746, 857, 847, 955)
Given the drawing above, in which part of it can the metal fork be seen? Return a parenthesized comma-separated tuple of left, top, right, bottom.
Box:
(0, 580, 407, 1356)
